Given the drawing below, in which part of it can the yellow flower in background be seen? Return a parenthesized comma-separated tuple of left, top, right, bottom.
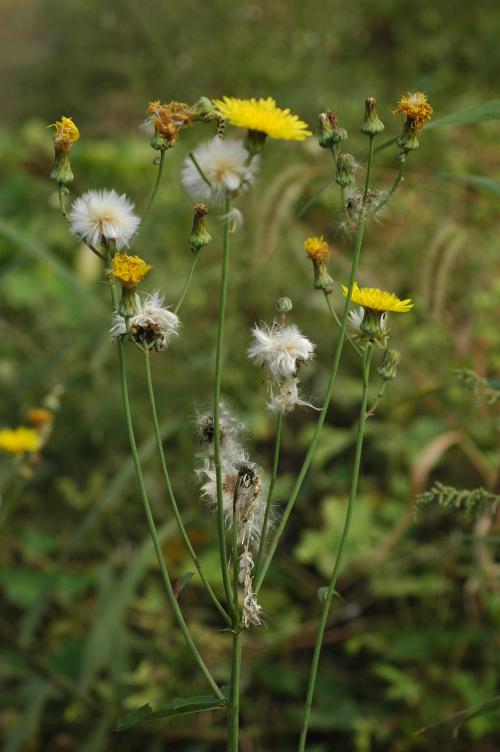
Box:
(304, 235, 330, 263)
(393, 92, 433, 132)
(0, 427, 42, 456)
(26, 408, 54, 427)
(213, 97, 311, 141)
(49, 116, 80, 150)
(112, 253, 152, 288)
(342, 282, 413, 313)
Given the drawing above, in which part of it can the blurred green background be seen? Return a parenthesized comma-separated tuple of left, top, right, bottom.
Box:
(1, 0, 500, 750)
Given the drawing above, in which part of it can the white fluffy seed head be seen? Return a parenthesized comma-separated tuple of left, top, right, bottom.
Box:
(181, 137, 259, 203)
(110, 291, 180, 351)
(248, 322, 315, 379)
(69, 189, 140, 250)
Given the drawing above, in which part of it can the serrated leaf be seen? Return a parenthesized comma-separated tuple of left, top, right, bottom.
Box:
(317, 586, 344, 605)
(427, 100, 500, 129)
(116, 692, 227, 730)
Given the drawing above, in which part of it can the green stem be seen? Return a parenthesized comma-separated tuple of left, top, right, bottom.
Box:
(189, 152, 214, 189)
(174, 254, 199, 315)
(255, 220, 367, 595)
(142, 150, 166, 223)
(255, 411, 283, 579)
(109, 279, 223, 701)
(213, 196, 233, 607)
(58, 185, 67, 218)
(324, 292, 363, 359)
(366, 381, 387, 417)
(144, 350, 231, 625)
(340, 184, 347, 213)
(370, 157, 406, 217)
(298, 344, 373, 752)
(228, 631, 242, 752)
(363, 135, 375, 203)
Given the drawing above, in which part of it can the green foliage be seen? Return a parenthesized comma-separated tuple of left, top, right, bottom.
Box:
(416, 482, 500, 518)
(116, 690, 228, 730)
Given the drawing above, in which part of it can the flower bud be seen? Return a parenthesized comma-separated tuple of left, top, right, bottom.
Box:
(189, 203, 211, 253)
(304, 235, 334, 294)
(336, 153, 356, 187)
(396, 122, 420, 153)
(318, 110, 348, 148)
(49, 116, 79, 185)
(360, 98, 385, 136)
(275, 297, 293, 314)
(377, 349, 401, 381)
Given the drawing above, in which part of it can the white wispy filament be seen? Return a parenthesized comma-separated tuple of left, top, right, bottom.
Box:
(69, 189, 140, 250)
(110, 291, 180, 351)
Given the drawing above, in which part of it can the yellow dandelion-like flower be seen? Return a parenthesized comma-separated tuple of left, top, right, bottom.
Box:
(0, 427, 42, 456)
(213, 97, 311, 141)
(342, 282, 413, 313)
(49, 116, 80, 149)
(393, 92, 433, 132)
(26, 408, 54, 427)
(112, 253, 152, 288)
(304, 235, 330, 263)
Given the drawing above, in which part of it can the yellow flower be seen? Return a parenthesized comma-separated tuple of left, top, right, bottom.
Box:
(304, 235, 330, 263)
(0, 427, 42, 456)
(49, 116, 80, 150)
(112, 253, 152, 288)
(393, 92, 433, 132)
(342, 282, 413, 313)
(27, 408, 54, 427)
(213, 97, 311, 141)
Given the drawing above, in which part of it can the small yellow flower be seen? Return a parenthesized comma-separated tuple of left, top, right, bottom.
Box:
(26, 408, 54, 427)
(213, 97, 311, 141)
(304, 235, 330, 263)
(342, 282, 413, 313)
(0, 427, 42, 456)
(393, 92, 433, 132)
(49, 116, 80, 150)
(112, 253, 152, 288)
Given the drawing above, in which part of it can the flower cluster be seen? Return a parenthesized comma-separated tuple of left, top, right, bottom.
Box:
(248, 322, 315, 413)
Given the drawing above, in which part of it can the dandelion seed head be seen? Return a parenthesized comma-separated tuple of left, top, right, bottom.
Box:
(110, 291, 180, 351)
(248, 322, 315, 379)
(181, 137, 258, 203)
(68, 189, 140, 250)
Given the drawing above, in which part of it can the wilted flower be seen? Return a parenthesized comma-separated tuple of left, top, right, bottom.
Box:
(111, 291, 180, 352)
(393, 92, 433, 133)
(68, 189, 140, 250)
(248, 322, 315, 379)
(144, 100, 193, 149)
(49, 116, 80, 185)
(181, 137, 258, 203)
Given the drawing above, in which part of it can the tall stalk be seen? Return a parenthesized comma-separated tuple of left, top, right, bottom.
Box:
(228, 477, 243, 751)
(108, 276, 224, 701)
(255, 410, 284, 579)
(142, 150, 166, 223)
(298, 343, 373, 751)
(213, 197, 234, 607)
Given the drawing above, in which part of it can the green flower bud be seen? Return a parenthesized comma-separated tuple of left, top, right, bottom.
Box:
(275, 297, 293, 314)
(119, 287, 138, 319)
(377, 349, 401, 381)
(361, 97, 385, 136)
(50, 150, 74, 185)
(318, 110, 348, 148)
(336, 153, 357, 187)
(189, 203, 211, 253)
(397, 122, 420, 153)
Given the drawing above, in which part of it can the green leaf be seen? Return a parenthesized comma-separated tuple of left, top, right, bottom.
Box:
(115, 692, 227, 730)
(436, 173, 500, 197)
(427, 100, 500, 129)
(317, 586, 344, 605)
(173, 571, 195, 599)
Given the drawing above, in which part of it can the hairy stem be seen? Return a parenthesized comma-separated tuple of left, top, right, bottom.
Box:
(144, 349, 231, 625)
(213, 196, 233, 607)
(298, 343, 373, 752)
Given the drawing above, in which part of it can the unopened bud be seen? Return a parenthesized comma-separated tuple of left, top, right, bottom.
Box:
(336, 153, 356, 187)
(189, 203, 211, 252)
(377, 349, 401, 380)
(318, 110, 348, 149)
(276, 297, 293, 314)
(361, 98, 385, 136)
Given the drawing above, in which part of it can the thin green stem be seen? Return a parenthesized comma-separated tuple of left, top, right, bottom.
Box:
(366, 381, 387, 418)
(174, 254, 199, 315)
(255, 411, 283, 579)
(340, 184, 347, 213)
(370, 157, 406, 217)
(109, 278, 224, 701)
(58, 185, 67, 218)
(255, 220, 367, 595)
(298, 344, 373, 752)
(228, 631, 242, 751)
(324, 292, 363, 359)
(213, 196, 233, 607)
(144, 350, 231, 625)
(142, 150, 166, 223)
(363, 135, 375, 203)
(189, 152, 213, 189)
